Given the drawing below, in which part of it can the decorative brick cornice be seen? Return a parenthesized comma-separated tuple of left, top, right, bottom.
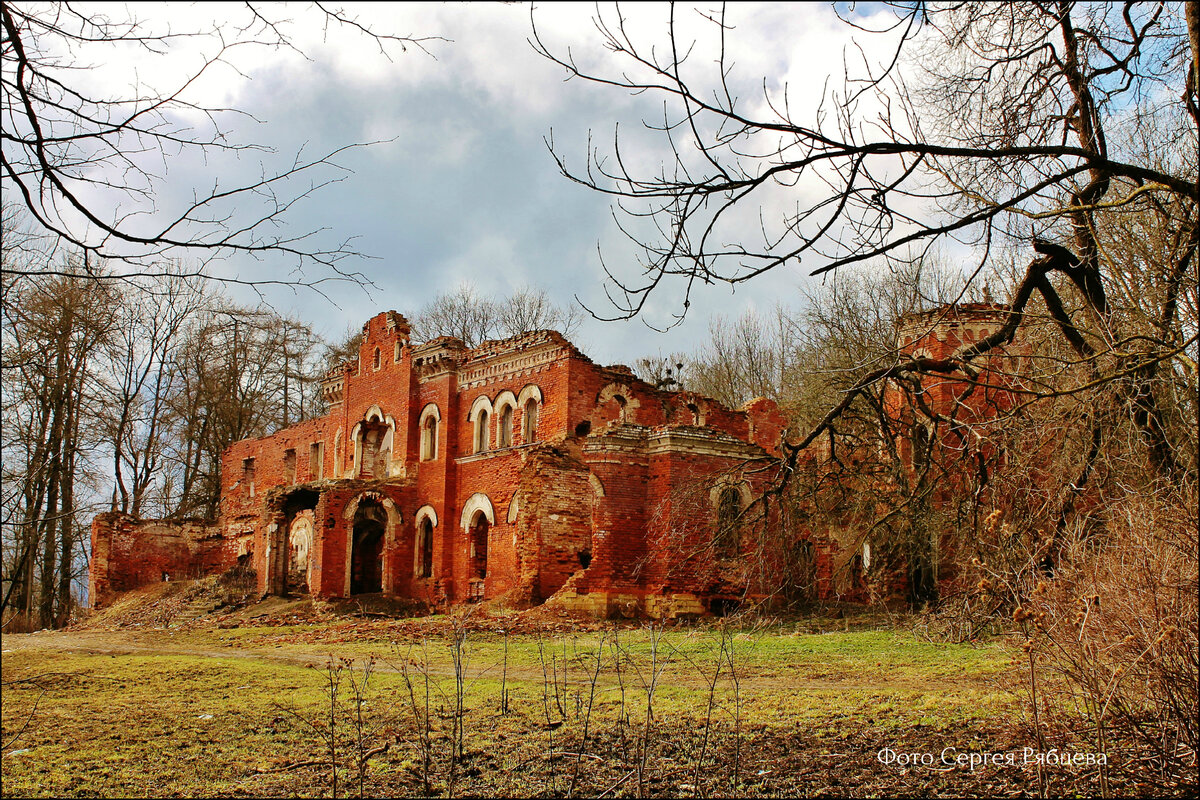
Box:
(457, 337, 572, 390)
(580, 423, 764, 459)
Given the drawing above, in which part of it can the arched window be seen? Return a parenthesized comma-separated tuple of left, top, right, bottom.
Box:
(468, 396, 493, 455)
(372, 346, 381, 371)
(357, 420, 390, 478)
(421, 414, 438, 461)
(597, 383, 637, 424)
(416, 517, 434, 578)
(498, 404, 513, 447)
(475, 409, 489, 453)
(714, 487, 741, 559)
(517, 385, 543, 443)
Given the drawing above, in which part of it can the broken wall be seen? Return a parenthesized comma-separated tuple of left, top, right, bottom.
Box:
(89, 512, 243, 608)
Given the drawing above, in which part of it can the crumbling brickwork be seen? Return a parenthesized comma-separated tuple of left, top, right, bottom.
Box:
(89, 513, 246, 607)
(90, 303, 1017, 616)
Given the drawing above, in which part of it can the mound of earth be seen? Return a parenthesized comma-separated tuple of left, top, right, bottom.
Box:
(74, 567, 258, 631)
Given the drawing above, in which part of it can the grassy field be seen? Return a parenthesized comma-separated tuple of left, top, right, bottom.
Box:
(1, 606, 1106, 797)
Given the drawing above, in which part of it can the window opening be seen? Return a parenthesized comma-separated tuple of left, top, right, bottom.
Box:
(243, 458, 256, 497)
(359, 422, 388, 478)
(283, 448, 296, 484)
(309, 442, 324, 480)
(714, 487, 741, 558)
(417, 518, 434, 578)
(499, 404, 513, 448)
(523, 398, 538, 442)
(470, 512, 489, 579)
(475, 409, 489, 453)
(421, 415, 438, 461)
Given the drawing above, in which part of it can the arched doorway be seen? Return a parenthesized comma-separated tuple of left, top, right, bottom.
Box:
(270, 488, 320, 597)
(287, 513, 314, 594)
(459, 493, 495, 603)
(350, 500, 386, 594)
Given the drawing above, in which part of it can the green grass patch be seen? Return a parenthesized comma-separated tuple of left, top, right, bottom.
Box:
(3, 623, 1017, 797)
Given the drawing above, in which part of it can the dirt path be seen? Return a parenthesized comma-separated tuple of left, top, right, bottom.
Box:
(4, 629, 342, 670)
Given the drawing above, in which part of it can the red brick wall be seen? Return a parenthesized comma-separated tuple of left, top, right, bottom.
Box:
(516, 445, 595, 601)
(89, 513, 242, 608)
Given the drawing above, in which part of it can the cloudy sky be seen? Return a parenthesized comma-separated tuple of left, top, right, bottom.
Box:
(66, 2, 906, 364)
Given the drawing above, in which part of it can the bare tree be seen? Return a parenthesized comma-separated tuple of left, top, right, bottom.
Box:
(687, 305, 800, 411)
(497, 286, 584, 341)
(411, 283, 583, 347)
(534, 1, 1197, 482)
(411, 283, 502, 348)
(535, 3, 1192, 311)
(1, 2, 442, 287)
(99, 270, 206, 517)
(630, 351, 690, 390)
(160, 303, 325, 519)
(1, 257, 115, 628)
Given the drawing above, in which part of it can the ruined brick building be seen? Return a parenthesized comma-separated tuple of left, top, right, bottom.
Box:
(89, 304, 1018, 616)
(91, 311, 790, 617)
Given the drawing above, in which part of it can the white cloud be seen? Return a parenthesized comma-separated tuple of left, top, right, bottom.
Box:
(27, 3, 943, 364)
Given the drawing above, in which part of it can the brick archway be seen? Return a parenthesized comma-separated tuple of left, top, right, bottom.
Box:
(459, 493, 495, 602)
(343, 492, 401, 596)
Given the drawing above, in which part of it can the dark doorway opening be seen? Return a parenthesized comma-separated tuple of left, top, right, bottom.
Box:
(908, 555, 937, 608)
(351, 501, 387, 594)
(418, 518, 434, 579)
(709, 597, 741, 617)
